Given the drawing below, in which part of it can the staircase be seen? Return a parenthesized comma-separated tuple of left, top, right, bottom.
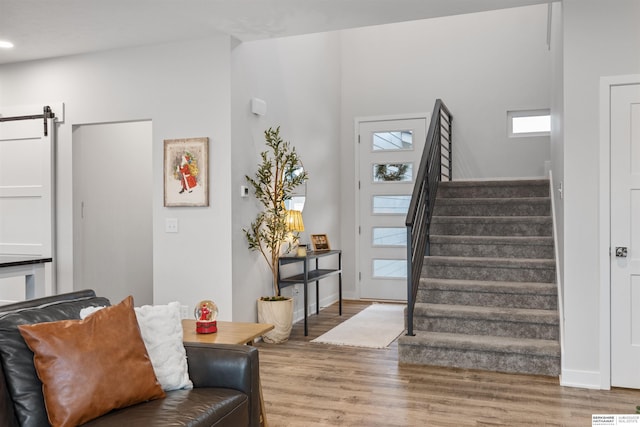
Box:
(398, 179, 560, 377)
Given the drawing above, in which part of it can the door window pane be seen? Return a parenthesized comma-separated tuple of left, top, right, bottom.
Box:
(373, 259, 407, 278)
(373, 227, 406, 246)
(372, 195, 411, 214)
(373, 163, 413, 182)
(372, 131, 413, 151)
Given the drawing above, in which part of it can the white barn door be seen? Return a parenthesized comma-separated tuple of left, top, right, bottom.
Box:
(0, 106, 57, 300)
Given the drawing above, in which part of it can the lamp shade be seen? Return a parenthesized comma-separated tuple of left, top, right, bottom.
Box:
(286, 210, 304, 232)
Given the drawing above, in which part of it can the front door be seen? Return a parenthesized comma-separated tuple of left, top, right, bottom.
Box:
(358, 116, 427, 300)
(611, 83, 640, 388)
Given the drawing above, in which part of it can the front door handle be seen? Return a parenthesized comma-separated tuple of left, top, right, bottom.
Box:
(615, 247, 628, 258)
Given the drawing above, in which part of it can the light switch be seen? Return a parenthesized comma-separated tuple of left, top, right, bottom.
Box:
(165, 218, 178, 233)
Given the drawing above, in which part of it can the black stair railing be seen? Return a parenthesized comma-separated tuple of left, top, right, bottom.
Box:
(405, 99, 452, 336)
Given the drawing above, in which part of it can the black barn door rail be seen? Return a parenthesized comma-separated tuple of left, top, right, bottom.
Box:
(0, 106, 55, 136)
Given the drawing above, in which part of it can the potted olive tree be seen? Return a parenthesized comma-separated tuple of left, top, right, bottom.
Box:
(244, 127, 308, 343)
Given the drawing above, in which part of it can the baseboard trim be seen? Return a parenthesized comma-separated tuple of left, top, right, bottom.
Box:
(560, 369, 604, 389)
(292, 293, 339, 324)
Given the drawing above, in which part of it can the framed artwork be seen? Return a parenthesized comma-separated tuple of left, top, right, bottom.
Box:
(310, 234, 330, 251)
(164, 137, 209, 207)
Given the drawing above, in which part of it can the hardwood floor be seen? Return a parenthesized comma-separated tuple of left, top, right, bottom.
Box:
(256, 300, 640, 426)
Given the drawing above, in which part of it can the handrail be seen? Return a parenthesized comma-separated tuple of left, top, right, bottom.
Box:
(405, 99, 452, 336)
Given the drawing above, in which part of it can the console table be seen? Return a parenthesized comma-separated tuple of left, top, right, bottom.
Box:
(278, 249, 342, 336)
(0, 256, 53, 301)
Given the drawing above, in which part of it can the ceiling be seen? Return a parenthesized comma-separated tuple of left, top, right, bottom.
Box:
(0, 0, 549, 65)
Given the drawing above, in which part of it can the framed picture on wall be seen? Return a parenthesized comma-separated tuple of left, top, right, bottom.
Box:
(310, 234, 331, 252)
(164, 137, 209, 207)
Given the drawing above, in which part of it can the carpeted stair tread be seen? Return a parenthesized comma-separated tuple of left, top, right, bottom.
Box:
(423, 256, 556, 283)
(433, 197, 551, 216)
(414, 303, 559, 324)
(431, 215, 552, 225)
(424, 256, 555, 269)
(430, 216, 553, 237)
(421, 278, 557, 295)
(439, 179, 549, 188)
(416, 278, 558, 309)
(399, 331, 560, 358)
(430, 235, 554, 259)
(436, 196, 550, 203)
(436, 179, 550, 199)
(430, 235, 554, 246)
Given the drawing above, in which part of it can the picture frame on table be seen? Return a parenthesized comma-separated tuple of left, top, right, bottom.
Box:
(164, 137, 209, 207)
(310, 234, 330, 252)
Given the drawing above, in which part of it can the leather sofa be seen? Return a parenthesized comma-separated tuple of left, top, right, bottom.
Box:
(0, 290, 261, 427)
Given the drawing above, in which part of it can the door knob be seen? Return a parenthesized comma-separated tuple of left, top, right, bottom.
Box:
(615, 247, 628, 257)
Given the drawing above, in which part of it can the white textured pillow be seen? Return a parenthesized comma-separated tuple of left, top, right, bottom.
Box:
(80, 302, 192, 391)
(80, 305, 106, 319)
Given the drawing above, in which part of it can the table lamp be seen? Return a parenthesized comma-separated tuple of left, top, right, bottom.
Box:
(286, 210, 306, 256)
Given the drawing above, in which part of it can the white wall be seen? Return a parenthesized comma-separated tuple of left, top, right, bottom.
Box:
(549, 0, 564, 347)
(339, 5, 552, 299)
(560, 0, 640, 388)
(0, 36, 235, 319)
(231, 33, 342, 322)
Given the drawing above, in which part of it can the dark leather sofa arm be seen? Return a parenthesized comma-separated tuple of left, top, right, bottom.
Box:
(185, 343, 261, 427)
(0, 363, 19, 427)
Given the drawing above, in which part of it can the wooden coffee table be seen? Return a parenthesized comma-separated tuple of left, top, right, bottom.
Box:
(182, 319, 274, 345)
(181, 319, 274, 427)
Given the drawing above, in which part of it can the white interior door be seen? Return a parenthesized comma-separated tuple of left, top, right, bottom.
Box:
(0, 106, 56, 301)
(611, 83, 640, 388)
(358, 116, 427, 300)
(73, 121, 153, 305)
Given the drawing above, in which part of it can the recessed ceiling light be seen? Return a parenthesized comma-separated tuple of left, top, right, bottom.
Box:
(0, 40, 15, 49)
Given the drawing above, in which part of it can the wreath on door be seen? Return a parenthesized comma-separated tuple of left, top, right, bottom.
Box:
(375, 163, 409, 182)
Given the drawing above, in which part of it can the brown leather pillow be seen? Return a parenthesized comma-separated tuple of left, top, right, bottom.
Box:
(18, 296, 165, 427)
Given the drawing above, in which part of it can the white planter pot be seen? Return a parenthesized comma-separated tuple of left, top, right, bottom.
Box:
(257, 297, 294, 344)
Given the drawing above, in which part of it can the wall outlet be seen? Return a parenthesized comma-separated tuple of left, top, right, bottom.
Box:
(180, 305, 190, 319)
(165, 218, 178, 233)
